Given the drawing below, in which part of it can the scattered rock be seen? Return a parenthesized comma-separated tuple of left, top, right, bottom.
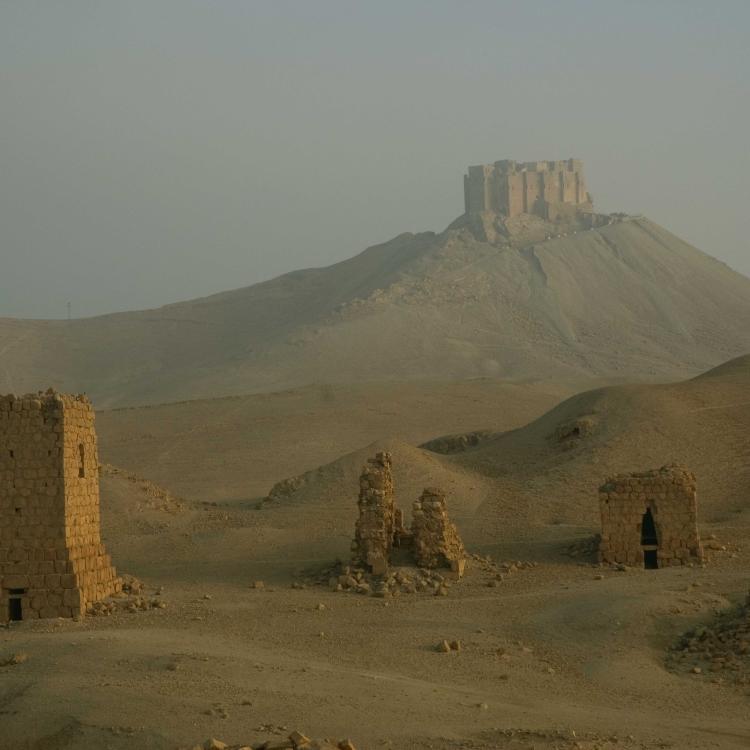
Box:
(669, 590, 750, 685)
(1, 652, 28, 667)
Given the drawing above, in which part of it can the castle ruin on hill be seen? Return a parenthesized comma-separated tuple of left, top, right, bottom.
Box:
(598, 465, 704, 569)
(464, 159, 593, 221)
(0, 391, 120, 621)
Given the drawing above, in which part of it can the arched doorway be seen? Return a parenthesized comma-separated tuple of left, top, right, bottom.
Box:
(641, 508, 658, 569)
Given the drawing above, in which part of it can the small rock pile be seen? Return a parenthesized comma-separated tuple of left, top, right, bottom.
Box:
(667, 590, 750, 686)
(565, 534, 601, 560)
(436, 639, 462, 653)
(0, 652, 28, 667)
(86, 574, 166, 616)
(412, 488, 466, 577)
(312, 563, 454, 598)
(192, 733, 356, 750)
(702, 533, 741, 558)
(469, 553, 537, 587)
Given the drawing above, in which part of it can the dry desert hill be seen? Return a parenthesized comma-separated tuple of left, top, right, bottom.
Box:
(1, 214, 749, 407)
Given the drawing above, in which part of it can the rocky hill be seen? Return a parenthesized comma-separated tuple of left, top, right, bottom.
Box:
(2, 216, 749, 406)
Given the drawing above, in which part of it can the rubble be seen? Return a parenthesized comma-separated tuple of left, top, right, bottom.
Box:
(311, 562, 454, 598)
(0, 652, 28, 667)
(189, 733, 357, 750)
(667, 590, 750, 686)
(565, 535, 601, 560)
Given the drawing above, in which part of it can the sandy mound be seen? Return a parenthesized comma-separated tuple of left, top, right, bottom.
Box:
(257, 356, 750, 549)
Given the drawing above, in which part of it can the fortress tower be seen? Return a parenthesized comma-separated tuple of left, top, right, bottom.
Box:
(0, 391, 120, 621)
(464, 159, 593, 221)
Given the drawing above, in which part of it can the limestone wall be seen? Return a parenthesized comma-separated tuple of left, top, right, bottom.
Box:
(411, 488, 466, 577)
(598, 465, 704, 568)
(351, 452, 396, 574)
(350, 455, 466, 578)
(0, 391, 120, 621)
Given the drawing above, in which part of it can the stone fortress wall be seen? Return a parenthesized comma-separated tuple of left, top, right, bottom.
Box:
(0, 391, 120, 621)
(598, 465, 704, 568)
(464, 159, 592, 220)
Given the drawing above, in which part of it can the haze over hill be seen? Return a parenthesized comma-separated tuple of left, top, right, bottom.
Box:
(2, 214, 749, 407)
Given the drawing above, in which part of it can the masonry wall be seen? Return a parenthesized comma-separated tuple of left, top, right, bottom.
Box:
(598, 466, 704, 568)
(0, 392, 120, 620)
(411, 488, 466, 577)
(464, 158, 592, 219)
(351, 451, 396, 574)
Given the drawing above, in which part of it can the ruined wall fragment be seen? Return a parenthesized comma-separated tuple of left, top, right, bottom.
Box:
(351, 452, 395, 574)
(598, 465, 704, 568)
(411, 487, 467, 578)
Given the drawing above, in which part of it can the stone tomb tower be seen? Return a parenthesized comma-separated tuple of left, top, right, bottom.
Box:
(598, 466, 704, 569)
(0, 391, 120, 621)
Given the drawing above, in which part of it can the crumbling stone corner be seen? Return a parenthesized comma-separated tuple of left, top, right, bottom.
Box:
(351, 451, 396, 574)
(411, 487, 467, 578)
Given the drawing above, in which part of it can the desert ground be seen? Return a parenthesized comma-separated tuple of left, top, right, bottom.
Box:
(2, 360, 749, 749)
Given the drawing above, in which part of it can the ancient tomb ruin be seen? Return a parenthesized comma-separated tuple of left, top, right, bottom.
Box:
(598, 465, 704, 569)
(351, 452, 466, 577)
(351, 452, 401, 574)
(412, 488, 467, 578)
(0, 391, 120, 621)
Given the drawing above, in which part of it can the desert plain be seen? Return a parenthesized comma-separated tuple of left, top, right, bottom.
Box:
(0, 352, 748, 749)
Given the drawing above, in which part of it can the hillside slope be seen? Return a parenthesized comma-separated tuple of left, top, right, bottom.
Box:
(243, 355, 750, 552)
(2, 217, 749, 406)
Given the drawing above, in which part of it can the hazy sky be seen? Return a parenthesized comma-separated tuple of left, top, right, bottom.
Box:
(1, 1, 748, 319)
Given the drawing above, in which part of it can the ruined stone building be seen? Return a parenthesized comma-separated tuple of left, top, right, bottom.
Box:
(411, 488, 466, 578)
(598, 466, 704, 569)
(0, 391, 120, 621)
(464, 159, 592, 220)
(351, 452, 400, 575)
(351, 452, 466, 577)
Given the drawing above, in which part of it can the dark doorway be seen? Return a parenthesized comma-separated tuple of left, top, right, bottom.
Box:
(8, 598, 23, 621)
(641, 508, 659, 569)
(643, 549, 659, 569)
(641, 508, 658, 545)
